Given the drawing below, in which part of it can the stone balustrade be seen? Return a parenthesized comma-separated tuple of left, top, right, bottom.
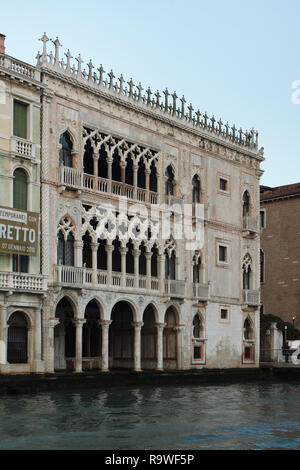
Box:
(55, 265, 160, 292)
(164, 279, 186, 298)
(0, 53, 40, 81)
(60, 166, 159, 204)
(243, 216, 259, 234)
(192, 283, 210, 301)
(11, 137, 34, 159)
(0, 272, 47, 292)
(243, 289, 260, 306)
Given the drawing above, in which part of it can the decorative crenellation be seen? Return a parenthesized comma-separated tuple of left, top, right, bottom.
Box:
(37, 33, 260, 153)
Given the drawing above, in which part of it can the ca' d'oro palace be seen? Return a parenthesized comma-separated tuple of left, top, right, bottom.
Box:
(0, 32, 264, 379)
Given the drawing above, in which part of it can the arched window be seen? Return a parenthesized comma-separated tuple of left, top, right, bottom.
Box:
(193, 315, 203, 339)
(13, 168, 29, 273)
(242, 254, 252, 290)
(243, 191, 250, 217)
(165, 165, 175, 196)
(244, 318, 253, 340)
(59, 132, 73, 167)
(57, 231, 74, 266)
(13, 168, 28, 210)
(193, 253, 202, 284)
(150, 161, 158, 193)
(165, 250, 176, 280)
(7, 312, 28, 364)
(192, 175, 201, 203)
(151, 245, 158, 277)
(163, 307, 177, 361)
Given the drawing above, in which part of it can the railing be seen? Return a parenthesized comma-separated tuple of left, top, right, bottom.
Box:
(260, 348, 298, 364)
(243, 216, 259, 234)
(54, 265, 162, 292)
(192, 203, 209, 221)
(59, 167, 160, 204)
(164, 279, 186, 297)
(61, 166, 83, 189)
(164, 195, 184, 208)
(192, 283, 210, 301)
(11, 137, 34, 158)
(0, 54, 40, 81)
(0, 271, 47, 291)
(243, 289, 260, 306)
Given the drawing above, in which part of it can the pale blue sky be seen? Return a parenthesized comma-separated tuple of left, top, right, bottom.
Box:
(3, 0, 300, 187)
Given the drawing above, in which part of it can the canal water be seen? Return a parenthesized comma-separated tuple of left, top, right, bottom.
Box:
(0, 382, 300, 450)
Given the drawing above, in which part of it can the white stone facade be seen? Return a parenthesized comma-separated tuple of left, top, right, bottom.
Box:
(0, 34, 264, 374)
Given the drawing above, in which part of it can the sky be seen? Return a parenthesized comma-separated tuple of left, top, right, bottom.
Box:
(3, 0, 300, 188)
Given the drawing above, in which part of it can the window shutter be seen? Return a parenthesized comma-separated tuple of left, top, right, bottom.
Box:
(13, 169, 27, 210)
(13, 101, 27, 139)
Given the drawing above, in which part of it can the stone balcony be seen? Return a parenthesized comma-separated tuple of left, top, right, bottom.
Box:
(243, 216, 259, 235)
(164, 279, 186, 298)
(0, 54, 41, 83)
(0, 271, 47, 293)
(11, 136, 36, 160)
(243, 289, 260, 307)
(54, 265, 160, 293)
(59, 166, 159, 204)
(192, 282, 210, 302)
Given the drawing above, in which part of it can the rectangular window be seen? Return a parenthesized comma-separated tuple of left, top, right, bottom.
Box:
(260, 210, 266, 229)
(221, 309, 228, 320)
(244, 346, 253, 361)
(193, 345, 203, 360)
(219, 245, 227, 263)
(219, 178, 228, 191)
(13, 100, 28, 139)
(12, 254, 29, 273)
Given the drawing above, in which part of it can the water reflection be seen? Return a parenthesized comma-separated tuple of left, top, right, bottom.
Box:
(0, 383, 300, 449)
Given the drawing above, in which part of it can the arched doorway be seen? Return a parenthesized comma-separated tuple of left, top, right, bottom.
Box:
(110, 301, 134, 369)
(141, 304, 157, 369)
(7, 312, 28, 364)
(54, 297, 75, 371)
(163, 307, 177, 369)
(83, 300, 101, 370)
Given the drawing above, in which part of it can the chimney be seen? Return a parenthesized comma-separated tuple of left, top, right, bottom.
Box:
(0, 34, 6, 55)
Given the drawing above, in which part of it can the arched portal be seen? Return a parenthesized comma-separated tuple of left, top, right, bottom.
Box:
(110, 301, 134, 369)
(83, 300, 101, 370)
(163, 306, 177, 369)
(7, 312, 28, 364)
(54, 297, 75, 371)
(141, 304, 157, 369)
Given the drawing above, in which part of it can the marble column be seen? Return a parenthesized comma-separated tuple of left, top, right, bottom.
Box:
(159, 254, 165, 294)
(74, 240, 83, 268)
(174, 325, 184, 370)
(133, 165, 138, 199)
(73, 319, 86, 373)
(105, 244, 113, 286)
(156, 323, 166, 371)
(120, 247, 127, 287)
(131, 322, 144, 372)
(93, 155, 99, 189)
(145, 168, 150, 202)
(145, 251, 151, 290)
(91, 242, 99, 284)
(99, 320, 112, 372)
(133, 249, 140, 288)
(107, 158, 112, 193)
(44, 317, 60, 373)
(34, 308, 42, 366)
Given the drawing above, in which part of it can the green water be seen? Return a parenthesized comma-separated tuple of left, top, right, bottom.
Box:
(0, 382, 299, 450)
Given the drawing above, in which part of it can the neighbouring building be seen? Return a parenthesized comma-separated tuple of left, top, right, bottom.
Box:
(0, 35, 47, 374)
(0, 32, 265, 374)
(260, 183, 300, 329)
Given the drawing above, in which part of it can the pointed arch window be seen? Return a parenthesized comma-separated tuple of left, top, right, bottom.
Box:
(193, 253, 202, 284)
(243, 191, 250, 217)
(7, 312, 28, 364)
(165, 165, 175, 196)
(59, 132, 73, 167)
(192, 175, 201, 203)
(57, 230, 74, 266)
(242, 254, 252, 290)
